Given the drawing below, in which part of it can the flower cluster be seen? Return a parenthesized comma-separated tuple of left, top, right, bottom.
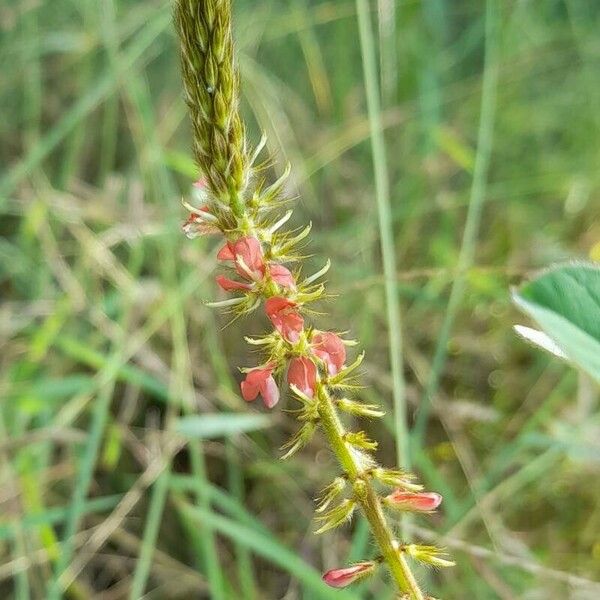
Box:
(182, 177, 453, 595)
(175, 3, 452, 595)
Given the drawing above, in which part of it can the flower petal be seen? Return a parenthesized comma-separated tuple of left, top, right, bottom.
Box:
(265, 297, 304, 342)
(216, 275, 252, 292)
(269, 264, 296, 290)
(287, 357, 317, 398)
(312, 331, 346, 375)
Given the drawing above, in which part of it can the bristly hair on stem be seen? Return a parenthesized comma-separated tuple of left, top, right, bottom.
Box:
(173, 1, 453, 598)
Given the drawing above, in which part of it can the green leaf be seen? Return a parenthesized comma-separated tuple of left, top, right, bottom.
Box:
(174, 413, 271, 439)
(513, 262, 600, 383)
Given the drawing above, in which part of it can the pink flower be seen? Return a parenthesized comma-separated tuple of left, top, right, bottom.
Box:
(287, 357, 317, 398)
(217, 237, 264, 280)
(265, 297, 304, 342)
(322, 561, 376, 588)
(385, 491, 442, 512)
(269, 264, 296, 290)
(182, 206, 219, 238)
(215, 275, 252, 292)
(240, 364, 279, 409)
(311, 331, 346, 375)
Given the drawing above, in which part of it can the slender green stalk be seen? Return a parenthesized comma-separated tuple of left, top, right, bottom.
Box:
(98, 0, 120, 183)
(355, 0, 410, 475)
(317, 385, 424, 599)
(377, 0, 397, 103)
(413, 0, 500, 444)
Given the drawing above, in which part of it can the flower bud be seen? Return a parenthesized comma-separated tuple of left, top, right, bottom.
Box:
(322, 561, 376, 588)
(384, 491, 442, 512)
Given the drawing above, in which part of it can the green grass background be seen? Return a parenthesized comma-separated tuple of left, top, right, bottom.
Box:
(1, 0, 599, 598)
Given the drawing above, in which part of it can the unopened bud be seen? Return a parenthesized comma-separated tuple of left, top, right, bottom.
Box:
(322, 561, 376, 588)
(384, 491, 442, 513)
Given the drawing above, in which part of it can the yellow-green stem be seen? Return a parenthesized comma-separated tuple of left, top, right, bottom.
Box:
(317, 384, 424, 600)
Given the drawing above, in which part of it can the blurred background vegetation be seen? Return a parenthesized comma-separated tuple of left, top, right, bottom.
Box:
(1, 0, 599, 598)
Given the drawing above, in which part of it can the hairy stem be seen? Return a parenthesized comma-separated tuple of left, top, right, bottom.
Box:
(317, 385, 424, 599)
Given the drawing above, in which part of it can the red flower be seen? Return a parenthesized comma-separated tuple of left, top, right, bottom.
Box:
(287, 357, 317, 398)
(322, 562, 376, 588)
(265, 297, 304, 342)
(215, 275, 252, 292)
(240, 364, 279, 409)
(182, 206, 219, 238)
(269, 264, 296, 290)
(311, 331, 346, 375)
(385, 491, 442, 512)
(217, 237, 264, 280)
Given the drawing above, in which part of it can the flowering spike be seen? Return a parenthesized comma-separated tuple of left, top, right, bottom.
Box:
(322, 561, 377, 588)
(315, 499, 356, 535)
(175, 1, 451, 595)
(403, 545, 455, 569)
(384, 491, 442, 513)
(315, 477, 347, 513)
(337, 397, 385, 419)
